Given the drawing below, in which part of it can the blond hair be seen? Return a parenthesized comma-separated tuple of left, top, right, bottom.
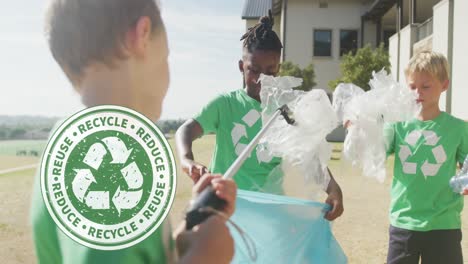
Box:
(405, 51, 449, 82)
(45, 0, 163, 84)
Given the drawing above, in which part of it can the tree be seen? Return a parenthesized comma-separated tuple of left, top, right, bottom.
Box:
(0, 129, 7, 140)
(329, 43, 391, 91)
(279, 61, 316, 91)
(156, 119, 186, 134)
(10, 128, 26, 139)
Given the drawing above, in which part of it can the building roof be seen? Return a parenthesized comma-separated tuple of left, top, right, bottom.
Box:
(362, 0, 396, 20)
(241, 0, 282, 19)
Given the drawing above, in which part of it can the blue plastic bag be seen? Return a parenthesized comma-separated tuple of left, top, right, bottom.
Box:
(230, 190, 347, 264)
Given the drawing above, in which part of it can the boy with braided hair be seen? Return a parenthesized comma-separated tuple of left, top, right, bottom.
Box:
(176, 11, 344, 221)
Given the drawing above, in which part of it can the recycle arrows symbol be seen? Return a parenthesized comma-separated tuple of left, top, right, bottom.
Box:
(401, 130, 447, 178)
(231, 123, 247, 149)
(422, 131, 441, 146)
(231, 110, 273, 163)
(72, 137, 143, 214)
(421, 145, 447, 178)
(399, 145, 417, 174)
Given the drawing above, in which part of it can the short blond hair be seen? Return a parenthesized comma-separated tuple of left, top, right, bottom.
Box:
(405, 51, 449, 82)
(45, 0, 163, 84)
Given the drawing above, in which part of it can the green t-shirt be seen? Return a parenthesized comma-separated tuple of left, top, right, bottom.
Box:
(194, 89, 282, 192)
(30, 123, 175, 264)
(386, 112, 468, 231)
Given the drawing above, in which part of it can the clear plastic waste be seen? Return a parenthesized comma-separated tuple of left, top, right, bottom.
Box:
(449, 156, 468, 193)
(332, 69, 421, 182)
(332, 83, 365, 124)
(227, 75, 347, 264)
(257, 74, 338, 194)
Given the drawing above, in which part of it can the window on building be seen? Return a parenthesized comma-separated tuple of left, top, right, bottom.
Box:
(340, 30, 358, 56)
(314, 29, 332, 57)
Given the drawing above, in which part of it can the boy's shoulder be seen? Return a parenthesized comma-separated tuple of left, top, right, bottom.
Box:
(440, 112, 467, 132)
(388, 113, 465, 141)
(213, 89, 242, 99)
(394, 112, 466, 129)
(202, 89, 245, 109)
(225, 89, 243, 98)
(217, 89, 250, 103)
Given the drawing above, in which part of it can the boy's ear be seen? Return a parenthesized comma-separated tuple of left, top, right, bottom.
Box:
(442, 79, 449, 91)
(238, 60, 244, 73)
(125, 16, 153, 58)
(275, 63, 282, 77)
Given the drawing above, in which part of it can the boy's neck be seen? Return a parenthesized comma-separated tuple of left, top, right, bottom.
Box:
(418, 105, 442, 121)
(78, 63, 161, 121)
(80, 64, 131, 105)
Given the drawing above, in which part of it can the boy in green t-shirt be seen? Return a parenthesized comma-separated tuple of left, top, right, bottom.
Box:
(31, 1, 237, 263)
(385, 51, 468, 264)
(175, 13, 344, 221)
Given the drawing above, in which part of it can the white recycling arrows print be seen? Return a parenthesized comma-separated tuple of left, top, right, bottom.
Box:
(242, 110, 260, 127)
(399, 145, 416, 174)
(231, 109, 273, 163)
(422, 130, 440, 146)
(83, 143, 107, 170)
(121, 161, 144, 189)
(400, 130, 447, 178)
(72, 169, 97, 203)
(102, 137, 133, 164)
(112, 186, 143, 214)
(231, 123, 247, 149)
(72, 136, 143, 213)
(85, 191, 110, 210)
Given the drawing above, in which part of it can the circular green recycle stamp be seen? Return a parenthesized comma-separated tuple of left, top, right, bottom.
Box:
(40, 105, 176, 250)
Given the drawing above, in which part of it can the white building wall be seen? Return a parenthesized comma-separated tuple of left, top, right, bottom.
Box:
(246, 19, 257, 31)
(389, 34, 399, 80)
(280, 4, 286, 54)
(451, 0, 468, 120)
(432, 0, 450, 111)
(398, 24, 417, 82)
(284, 0, 370, 90)
(363, 21, 377, 48)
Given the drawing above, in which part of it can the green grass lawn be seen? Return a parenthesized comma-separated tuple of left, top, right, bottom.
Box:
(0, 140, 47, 156)
(2, 136, 468, 264)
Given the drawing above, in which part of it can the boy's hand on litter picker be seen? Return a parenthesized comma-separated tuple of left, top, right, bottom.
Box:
(175, 216, 234, 264)
(462, 188, 468, 195)
(181, 158, 209, 183)
(192, 173, 237, 218)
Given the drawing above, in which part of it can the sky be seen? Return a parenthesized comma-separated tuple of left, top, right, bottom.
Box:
(0, 0, 246, 120)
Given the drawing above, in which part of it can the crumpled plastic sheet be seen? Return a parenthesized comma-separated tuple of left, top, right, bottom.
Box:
(332, 69, 420, 182)
(230, 190, 347, 264)
(332, 83, 365, 123)
(227, 76, 347, 263)
(257, 74, 338, 193)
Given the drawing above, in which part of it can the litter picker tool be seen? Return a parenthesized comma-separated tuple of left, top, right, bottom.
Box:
(185, 105, 295, 230)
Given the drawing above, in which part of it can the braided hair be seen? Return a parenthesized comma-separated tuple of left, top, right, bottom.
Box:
(240, 10, 283, 53)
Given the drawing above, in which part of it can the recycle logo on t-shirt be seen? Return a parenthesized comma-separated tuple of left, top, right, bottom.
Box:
(399, 129, 447, 178)
(40, 106, 176, 250)
(231, 109, 273, 163)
